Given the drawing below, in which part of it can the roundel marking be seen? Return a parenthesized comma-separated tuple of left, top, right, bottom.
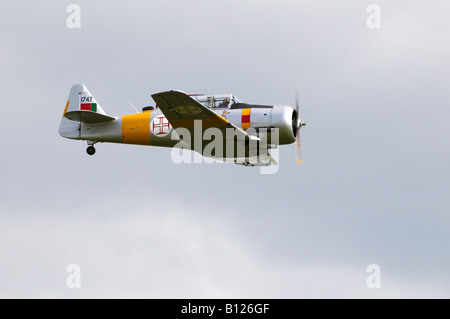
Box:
(151, 115, 171, 137)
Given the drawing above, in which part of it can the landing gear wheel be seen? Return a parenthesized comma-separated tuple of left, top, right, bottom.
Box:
(86, 146, 96, 156)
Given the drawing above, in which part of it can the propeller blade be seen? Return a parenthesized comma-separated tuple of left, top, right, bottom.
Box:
(295, 126, 302, 164)
(294, 92, 305, 164)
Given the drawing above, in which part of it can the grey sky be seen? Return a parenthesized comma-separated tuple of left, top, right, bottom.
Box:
(0, 0, 449, 298)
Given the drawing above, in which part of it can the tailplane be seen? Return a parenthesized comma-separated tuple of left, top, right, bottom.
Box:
(59, 83, 115, 139)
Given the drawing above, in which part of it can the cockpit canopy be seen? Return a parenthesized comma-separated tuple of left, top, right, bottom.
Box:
(190, 94, 242, 109)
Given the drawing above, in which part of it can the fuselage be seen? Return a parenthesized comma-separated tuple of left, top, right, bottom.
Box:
(61, 104, 297, 148)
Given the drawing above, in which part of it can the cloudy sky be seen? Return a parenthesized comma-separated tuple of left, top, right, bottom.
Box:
(0, 0, 449, 298)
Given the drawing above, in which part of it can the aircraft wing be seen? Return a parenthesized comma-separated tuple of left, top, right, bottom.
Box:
(151, 90, 247, 135)
(151, 90, 275, 166)
(233, 152, 278, 166)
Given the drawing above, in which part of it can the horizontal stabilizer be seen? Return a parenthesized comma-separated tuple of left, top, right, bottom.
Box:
(64, 110, 116, 123)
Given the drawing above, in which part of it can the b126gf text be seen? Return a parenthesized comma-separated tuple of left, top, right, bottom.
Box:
(181, 303, 270, 316)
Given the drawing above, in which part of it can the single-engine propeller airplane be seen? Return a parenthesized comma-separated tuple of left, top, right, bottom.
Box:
(59, 84, 306, 166)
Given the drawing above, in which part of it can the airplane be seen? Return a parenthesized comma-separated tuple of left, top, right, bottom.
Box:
(59, 83, 306, 166)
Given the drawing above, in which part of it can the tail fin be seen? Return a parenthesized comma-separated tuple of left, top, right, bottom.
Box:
(59, 83, 115, 139)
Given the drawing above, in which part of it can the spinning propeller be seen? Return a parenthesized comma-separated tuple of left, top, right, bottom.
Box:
(294, 95, 306, 164)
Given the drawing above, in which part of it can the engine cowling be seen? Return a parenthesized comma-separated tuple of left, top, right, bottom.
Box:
(271, 105, 296, 145)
